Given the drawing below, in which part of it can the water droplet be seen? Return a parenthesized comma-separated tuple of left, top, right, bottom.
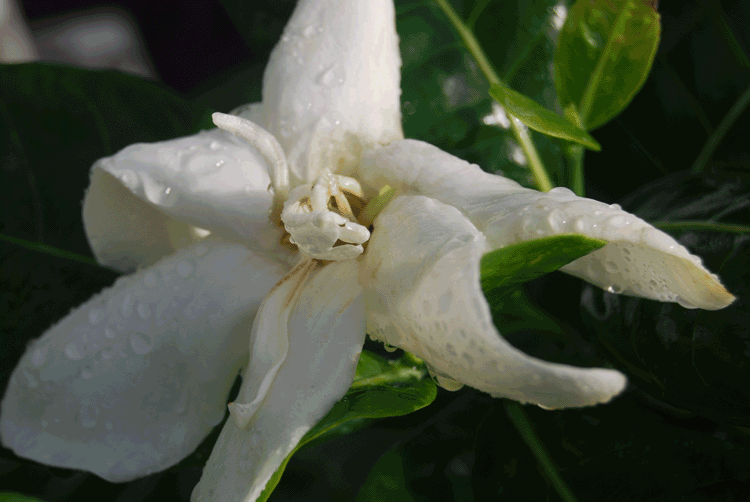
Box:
(80, 366, 94, 379)
(100, 348, 113, 361)
(129, 333, 153, 355)
(209, 140, 221, 150)
(64, 342, 84, 361)
(77, 403, 99, 428)
(610, 203, 622, 211)
(607, 215, 628, 227)
(195, 245, 208, 257)
(546, 208, 567, 232)
(88, 308, 105, 326)
(41, 419, 48, 429)
(137, 303, 152, 321)
(281, 34, 290, 43)
(383, 342, 398, 353)
(604, 261, 618, 273)
(594, 210, 602, 216)
(607, 284, 623, 294)
(549, 187, 575, 196)
(105, 420, 114, 430)
(32, 347, 47, 368)
(104, 327, 118, 339)
(433, 373, 464, 391)
(177, 260, 194, 278)
(302, 25, 316, 37)
(142, 271, 157, 288)
(122, 293, 135, 317)
(174, 392, 189, 416)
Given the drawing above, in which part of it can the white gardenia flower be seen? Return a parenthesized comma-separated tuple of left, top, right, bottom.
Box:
(1, 0, 735, 501)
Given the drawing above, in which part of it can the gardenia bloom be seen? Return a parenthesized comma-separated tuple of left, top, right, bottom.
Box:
(1, 0, 735, 501)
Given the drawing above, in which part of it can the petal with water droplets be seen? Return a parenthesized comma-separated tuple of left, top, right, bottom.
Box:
(84, 128, 283, 272)
(360, 140, 735, 310)
(192, 260, 366, 502)
(261, 0, 403, 183)
(361, 194, 626, 408)
(1, 237, 290, 482)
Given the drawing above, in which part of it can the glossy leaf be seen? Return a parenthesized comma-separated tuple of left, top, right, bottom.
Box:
(579, 171, 750, 425)
(490, 83, 600, 150)
(480, 234, 606, 292)
(257, 351, 436, 502)
(555, 0, 660, 130)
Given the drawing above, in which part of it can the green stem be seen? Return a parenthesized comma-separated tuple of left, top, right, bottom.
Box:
(691, 81, 750, 174)
(504, 402, 579, 502)
(566, 144, 585, 197)
(433, 0, 553, 192)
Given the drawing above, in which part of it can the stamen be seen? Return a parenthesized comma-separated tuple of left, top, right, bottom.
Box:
(212, 112, 290, 204)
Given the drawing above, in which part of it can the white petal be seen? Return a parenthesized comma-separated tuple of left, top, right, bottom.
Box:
(360, 140, 735, 310)
(83, 128, 283, 272)
(192, 260, 366, 502)
(361, 194, 626, 408)
(261, 0, 403, 184)
(1, 237, 291, 482)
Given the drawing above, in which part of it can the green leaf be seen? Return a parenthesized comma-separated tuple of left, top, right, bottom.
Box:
(480, 234, 606, 292)
(489, 83, 600, 150)
(356, 449, 417, 502)
(555, 0, 660, 130)
(579, 171, 750, 425)
(256, 351, 437, 502)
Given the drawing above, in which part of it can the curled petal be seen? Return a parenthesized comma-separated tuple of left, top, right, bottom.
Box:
(1, 237, 290, 482)
(361, 195, 626, 408)
(192, 260, 366, 502)
(261, 0, 403, 184)
(360, 140, 735, 310)
(84, 128, 284, 272)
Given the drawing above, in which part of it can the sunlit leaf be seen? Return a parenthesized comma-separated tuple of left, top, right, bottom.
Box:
(490, 83, 600, 150)
(555, 0, 660, 130)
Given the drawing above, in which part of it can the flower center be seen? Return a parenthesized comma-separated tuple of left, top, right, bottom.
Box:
(212, 112, 372, 262)
(280, 171, 370, 261)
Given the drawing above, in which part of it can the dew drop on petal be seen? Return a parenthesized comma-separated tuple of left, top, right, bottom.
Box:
(129, 333, 153, 355)
(105, 420, 114, 430)
(209, 140, 221, 150)
(548, 186, 575, 196)
(77, 403, 99, 429)
(137, 303, 152, 321)
(88, 308, 105, 326)
(546, 208, 568, 232)
(100, 349, 113, 361)
(383, 342, 398, 353)
(64, 342, 84, 361)
(607, 284, 623, 294)
(177, 260, 194, 278)
(144, 271, 157, 288)
(31, 347, 47, 368)
(122, 293, 135, 317)
(610, 203, 622, 211)
(104, 327, 118, 339)
(80, 366, 94, 379)
(604, 261, 618, 273)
